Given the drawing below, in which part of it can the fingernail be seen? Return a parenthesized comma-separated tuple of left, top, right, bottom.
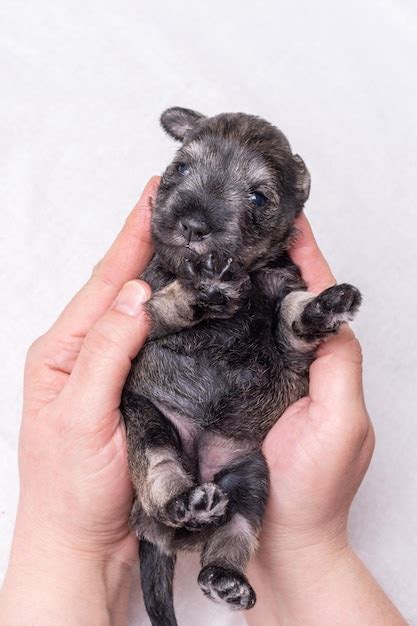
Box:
(113, 281, 150, 316)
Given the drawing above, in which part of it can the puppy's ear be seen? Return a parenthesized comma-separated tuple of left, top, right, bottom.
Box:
(160, 107, 206, 141)
(293, 154, 311, 204)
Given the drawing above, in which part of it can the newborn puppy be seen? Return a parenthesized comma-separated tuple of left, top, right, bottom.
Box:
(121, 107, 361, 626)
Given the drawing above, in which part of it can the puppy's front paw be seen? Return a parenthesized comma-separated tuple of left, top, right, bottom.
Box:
(185, 253, 249, 319)
(165, 483, 228, 531)
(299, 283, 361, 337)
(198, 566, 256, 610)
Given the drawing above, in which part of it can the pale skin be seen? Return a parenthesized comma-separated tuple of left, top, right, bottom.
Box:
(0, 177, 408, 626)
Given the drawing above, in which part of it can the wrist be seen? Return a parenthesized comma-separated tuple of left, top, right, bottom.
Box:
(1, 517, 136, 626)
(247, 522, 352, 625)
(248, 535, 408, 626)
(256, 512, 349, 566)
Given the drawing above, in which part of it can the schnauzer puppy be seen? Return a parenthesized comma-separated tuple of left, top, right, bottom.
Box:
(121, 107, 361, 626)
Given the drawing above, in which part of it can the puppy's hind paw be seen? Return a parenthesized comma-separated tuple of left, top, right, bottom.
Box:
(165, 483, 228, 531)
(198, 566, 256, 610)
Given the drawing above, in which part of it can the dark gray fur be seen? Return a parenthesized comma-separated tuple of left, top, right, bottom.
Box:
(121, 107, 361, 626)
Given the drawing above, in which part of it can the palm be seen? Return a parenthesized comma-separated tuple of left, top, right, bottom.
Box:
(262, 329, 371, 535)
(21, 344, 136, 556)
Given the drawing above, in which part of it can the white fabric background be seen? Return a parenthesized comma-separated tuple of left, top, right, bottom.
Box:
(1, 1, 416, 624)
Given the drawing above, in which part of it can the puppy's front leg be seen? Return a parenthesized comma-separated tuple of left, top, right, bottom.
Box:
(146, 279, 197, 339)
(146, 254, 250, 340)
(278, 283, 361, 350)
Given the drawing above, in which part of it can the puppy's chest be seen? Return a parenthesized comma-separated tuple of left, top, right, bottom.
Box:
(132, 305, 282, 424)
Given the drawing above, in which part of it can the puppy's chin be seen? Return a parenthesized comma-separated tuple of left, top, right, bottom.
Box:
(185, 240, 211, 256)
(155, 241, 197, 277)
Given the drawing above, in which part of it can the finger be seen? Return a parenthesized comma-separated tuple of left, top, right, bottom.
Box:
(290, 213, 336, 293)
(308, 325, 366, 419)
(58, 280, 152, 424)
(40, 176, 159, 374)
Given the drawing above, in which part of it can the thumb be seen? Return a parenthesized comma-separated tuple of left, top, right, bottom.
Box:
(59, 280, 151, 422)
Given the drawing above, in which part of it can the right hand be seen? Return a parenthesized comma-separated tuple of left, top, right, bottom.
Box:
(246, 214, 408, 626)
(253, 212, 374, 563)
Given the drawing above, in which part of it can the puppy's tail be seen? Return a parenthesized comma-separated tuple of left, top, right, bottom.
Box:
(140, 539, 178, 626)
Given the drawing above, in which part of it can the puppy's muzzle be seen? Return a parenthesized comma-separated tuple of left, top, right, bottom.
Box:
(179, 215, 212, 243)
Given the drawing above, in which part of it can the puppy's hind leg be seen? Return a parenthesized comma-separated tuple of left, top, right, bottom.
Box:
(121, 392, 194, 524)
(140, 539, 178, 626)
(198, 451, 269, 611)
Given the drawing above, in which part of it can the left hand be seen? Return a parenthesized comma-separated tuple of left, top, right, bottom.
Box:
(1, 177, 159, 625)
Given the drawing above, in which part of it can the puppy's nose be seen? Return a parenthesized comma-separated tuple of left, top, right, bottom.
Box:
(179, 216, 211, 241)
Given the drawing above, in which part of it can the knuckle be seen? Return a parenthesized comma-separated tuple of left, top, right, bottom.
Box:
(91, 259, 103, 277)
(82, 321, 131, 366)
(356, 419, 376, 473)
(360, 411, 375, 450)
(357, 413, 371, 443)
(363, 418, 376, 452)
(91, 267, 118, 290)
(83, 326, 119, 357)
(25, 334, 47, 365)
(347, 407, 372, 450)
(349, 336, 363, 364)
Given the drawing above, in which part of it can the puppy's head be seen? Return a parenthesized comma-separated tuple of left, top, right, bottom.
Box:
(152, 107, 310, 276)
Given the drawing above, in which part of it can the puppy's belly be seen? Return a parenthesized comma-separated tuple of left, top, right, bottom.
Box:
(153, 401, 257, 483)
(134, 344, 232, 425)
(197, 432, 257, 483)
(153, 399, 201, 459)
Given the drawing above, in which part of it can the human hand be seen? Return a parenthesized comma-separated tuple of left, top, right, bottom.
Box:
(260, 213, 374, 550)
(1, 177, 159, 625)
(246, 213, 383, 625)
